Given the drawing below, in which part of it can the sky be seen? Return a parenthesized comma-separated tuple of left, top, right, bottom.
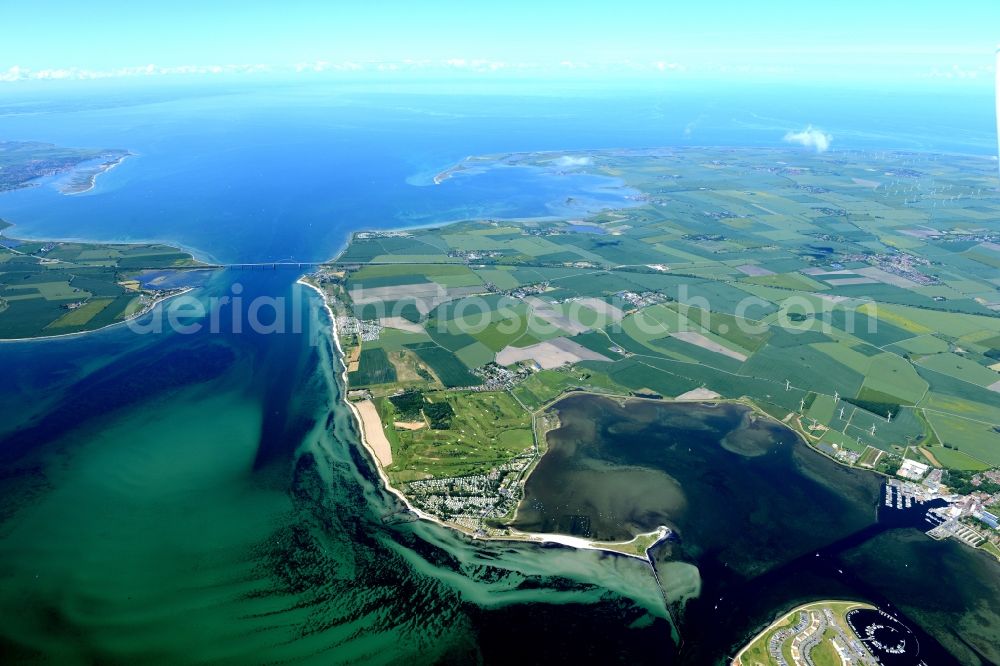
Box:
(2, 0, 998, 86)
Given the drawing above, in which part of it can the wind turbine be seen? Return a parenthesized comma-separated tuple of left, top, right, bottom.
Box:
(870, 424, 877, 437)
(834, 390, 839, 402)
(839, 406, 846, 420)
(887, 411, 893, 423)
(785, 379, 791, 391)
(800, 397, 806, 411)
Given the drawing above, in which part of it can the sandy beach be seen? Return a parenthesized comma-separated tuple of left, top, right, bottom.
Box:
(298, 275, 663, 561)
(354, 399, 393, 466)
(61, 153, 132, 195)
(675, 387, 723, 401)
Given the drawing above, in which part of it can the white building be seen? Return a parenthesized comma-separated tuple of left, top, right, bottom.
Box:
(897, 458, 930, 481)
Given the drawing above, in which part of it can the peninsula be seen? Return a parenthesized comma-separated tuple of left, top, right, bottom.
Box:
(0, 220, 209, 340)
(732, 600, 885, 665)
(307, 147, 1000, 558)
(0, 141, 213, 340)
(0, 140, 131, 194)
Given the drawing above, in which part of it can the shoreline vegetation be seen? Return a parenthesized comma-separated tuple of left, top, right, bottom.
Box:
(0, 286, 195, 344)
(303, 145, 1000, 563)
(60, 153, 133, 195)
(0, 222, 211, 341)
(299, 275, 670, 561)
(0, 140, 130, 195)
(303, 254, 850, 557)
(0, 140, 215, 341)
(730, 600, 877, 666)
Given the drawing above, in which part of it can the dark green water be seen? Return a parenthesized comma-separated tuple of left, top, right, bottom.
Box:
(514, 394, 1000, 664)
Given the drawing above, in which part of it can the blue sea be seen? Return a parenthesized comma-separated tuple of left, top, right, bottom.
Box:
(0, 81, 996, 664)
(0, 82, 994, 263)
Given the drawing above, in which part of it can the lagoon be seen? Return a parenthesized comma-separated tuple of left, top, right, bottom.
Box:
(514, 394, 999, 663)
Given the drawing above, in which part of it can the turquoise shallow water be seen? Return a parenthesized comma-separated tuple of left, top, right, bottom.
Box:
(0, 274, 673, 663)
(0, 84, 997, 663)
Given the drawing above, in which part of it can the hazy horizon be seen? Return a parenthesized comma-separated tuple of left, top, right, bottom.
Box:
(3, 1, 998, 89)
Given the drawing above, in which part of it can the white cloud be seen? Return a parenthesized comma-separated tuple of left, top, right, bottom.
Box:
(554, 155, 591, 167)
(0, 63, 273, 83)
(923, 63, 992, 80)
(683, 114, 705, 137)
(783, 125, 832, 153)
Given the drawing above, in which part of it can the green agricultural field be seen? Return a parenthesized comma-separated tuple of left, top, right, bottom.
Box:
(454, 341, 495, 368)
(648, 334, 745, 372)
(600, 358, 703, 397)
(840, 405, 925, 452)
(424, 322, 479, 351)
(323, 147, 1000, 475)
(0, 238, 207, 339)
(45, 298, 115, 329)
(916, 352, 1000, 387)
(859, 353, 929, 405)
(889, 334, 950, 355)
(679, 306, 771, 352)
(925, 445, 992, 471)
(924, 411, 1000, 467)
(351, 263, 471, 280)
(8, 281, 88, 301)
(807, 393, 838, 423)
(920, 392, 1000, 425)
(473, 267, 521, 290)
(743, 343, 866, 398)
(350, 262, 486, 289)
(470, 317, 534, 351)
(348, 347, 397, 386)
(742, 271, 828, 292)
(511, 365, 626, 410)
(406, 343, 482, 387)
(378, 327, 432, 350)
(570, 329, 621, 356)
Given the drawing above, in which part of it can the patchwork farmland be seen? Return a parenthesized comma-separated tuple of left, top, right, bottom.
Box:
(307, 146, 1000, 532)
(0, 231, 207, 339)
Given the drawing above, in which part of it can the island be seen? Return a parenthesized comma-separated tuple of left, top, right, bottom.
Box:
(304, 147, 1000, 561)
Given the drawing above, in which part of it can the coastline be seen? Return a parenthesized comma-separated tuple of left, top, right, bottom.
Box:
(309, 148, 1000, 565)
(298, 275, 668, 561)
(0, 228, 213, 344)
(0, 218, 223, 268)
(730, 599, 875, 666)
(309, 219, 998, 566)
(301, 222, 882, 560)
(61, 153, 132, 196)
(0, 287, 195, 344)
